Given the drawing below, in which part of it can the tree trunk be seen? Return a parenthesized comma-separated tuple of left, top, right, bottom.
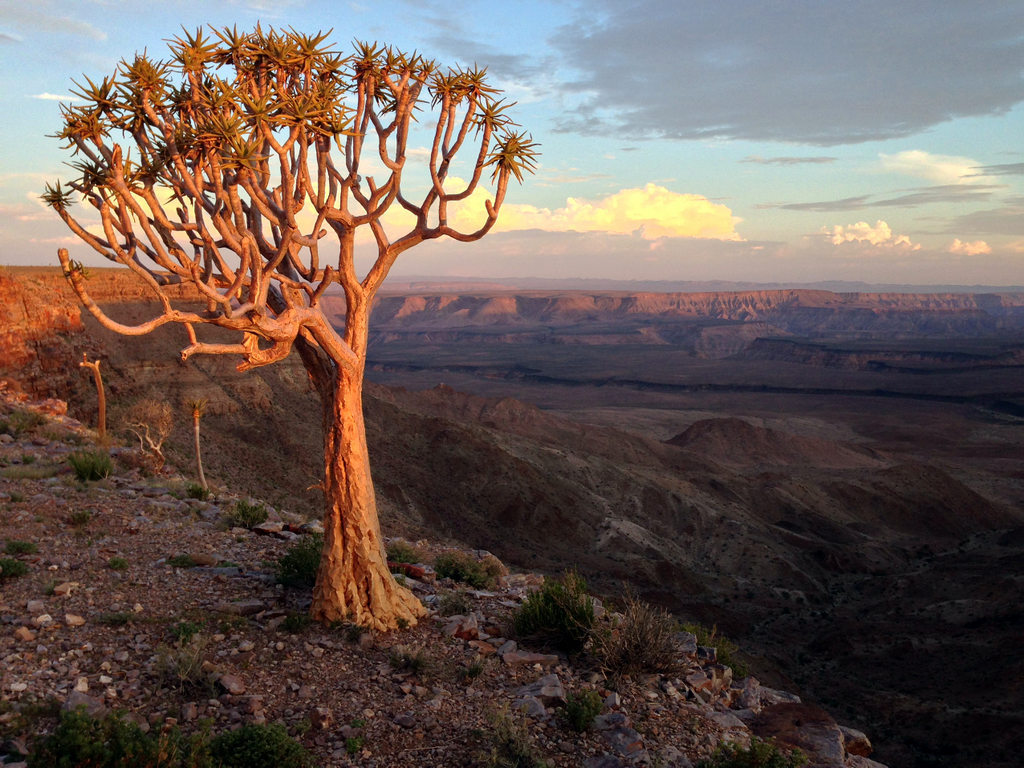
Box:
(310, 366, 426, 631)
(192, 414, 207, 491)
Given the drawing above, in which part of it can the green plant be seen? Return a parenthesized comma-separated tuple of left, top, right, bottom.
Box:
(438, 589, 474, 617)
(281, 612, 311, 634)
(185, 482, 211, 500)
(5, 539, 38, 555)
(478, 707, 550, 768)
(8, 491, 25, 503)
(26, 708, 208, 768)
(156, 637, 212, 694)
(513, 570, 595, 655)
(107, 556, 129, 571)
(97, 612, 133, 626)
(683, 622, 749, 678)
(223, 499, 268, 530)
(388, 644, 431, 676)
(459, 659, 486, 682)
(2, 464, 60, 480)
(345, 734, 364, 756)
(275, 534, 323, 589)
(2, 408, 45, 437)
(68, 509, 93, 527)
(697, 737, 807, 768)
(386, 540, 423, 564)
(170, 621, 202, 645)
(167, 554, 198, 569)
(208, 723, 314, 768)
(560, 689, 603, 733)
(593, 595, 683, 678)
(0, 557, 29, 580)
(434, 551, 502, 589)
(68, 450, 112, 482)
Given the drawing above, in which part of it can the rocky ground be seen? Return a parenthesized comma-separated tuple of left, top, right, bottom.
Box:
(0, 393, 885, 768)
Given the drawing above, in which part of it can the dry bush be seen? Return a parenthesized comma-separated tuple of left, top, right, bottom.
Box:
(593, 594, 683, 678)
(123, 398, 173, 471)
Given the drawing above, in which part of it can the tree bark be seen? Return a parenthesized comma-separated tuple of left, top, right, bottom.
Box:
(192, 413, 207, 491)
(310, 365, 426, 630)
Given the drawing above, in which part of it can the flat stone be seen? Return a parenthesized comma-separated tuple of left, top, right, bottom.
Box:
(514, 696, 548, 718)
(26, 600, 46, 614)
(217, 674, 246, 695)
(751, 703, 845, 764)
(63, 690, 107, 718)
(603, 725, 644, 757)
(213, 600, 265, 616)
(53, 582, 79, 597)
(501, 650, 559, 667)
(190, 553, 219, 567)
(13, 626, 35, 642)
(65, 614, 86, 627)
(394, 713, 416, 729)
(708, 711, 749, 731)
(517, 674, 565, 707)
(468, 640, 497, 656)
(594, 712, 630, 731)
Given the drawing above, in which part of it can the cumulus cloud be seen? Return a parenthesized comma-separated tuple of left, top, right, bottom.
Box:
(551, 0, 1024, 145)
(879, 150, 983, 184)
(824, 220, 920, 250)
(948, 239, 992, 256)
(493, 184, 742, 240)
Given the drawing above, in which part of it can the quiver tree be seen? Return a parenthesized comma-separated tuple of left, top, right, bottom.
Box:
(43, 26, 538, 630)
(187, 397, 208, 491)
(79, 354, 107, 443)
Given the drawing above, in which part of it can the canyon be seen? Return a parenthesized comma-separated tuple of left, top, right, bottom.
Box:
(2, 267, 1022, 767)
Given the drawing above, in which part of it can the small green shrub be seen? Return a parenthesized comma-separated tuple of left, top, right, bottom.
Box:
(107, 556, 129, 571)
(68, 450, 112, 482)
(438, 589, 473, 617)
(5, 539, 37, 555)
(281, 612, 311, 634)
(513, 570, 595, 655)
(156, 637, 211, 694)
(388, 644, 431, 676)
(560, 689, 603, 732)
(459, 659, 486, 682)
(2, 409, 45, 437)
(275, 533, 323, 589)
(8, 490, 25, 503)
(96, 612, 133, 626)
(682, 622, 749, 678)
(170, 620, 202, 645)
(478, 707, 550, 768)
(26, 708, 206, 768)
(0, 557, 29, 580)
(594, 595, 683, 678)
(697, 737, 807, 768)
(68, 509, 93, 527)
(208, 722, 314, 768)
(185, 482, 211, 500)
(223, 499, 268, 529)
(345, 734, 364, 756)
(167, 554, 197, 569)
(386, 540, 423, 564)
(434, 551, 502, 589)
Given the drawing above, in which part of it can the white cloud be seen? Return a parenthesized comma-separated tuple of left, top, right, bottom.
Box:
(879, 150, 983, 184)
(31, 92, 81, 101)
(824, 220, 920, 250)
(948, 238, 992, 256)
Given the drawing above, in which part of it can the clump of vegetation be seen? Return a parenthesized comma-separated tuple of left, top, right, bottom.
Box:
(96, 612, 133, 626)
(0, 557, 29, 580)
(593, 595, 683, 678)
(106, 556, 129, 571)
(156, 635, 212, 694)
(438, 589, 474, 617)
(1, 464, 59, 481)
(434, 551, 503, 589)
(0, 408, 46, 437)
(560, 689, 603, 733)
(185, 482, 211, 500)
(68, 450, 112, 482)
(223, 499, 268, 530)
(386, 540, 424, 564)
(169, 620, 202, 645)
(478, 707, 550, 768)
(166, 554, 198, 569)
(4, 539, 38, 555)
(209, 723, 314, 768)
(26, 708, 209, 768)
(27, 709, 311, 768)
(697, 737, 807, 768)
(123, 398, 173, 472)
(67, 509, 93, 528)
(513, 570, 595, 655)
(275, 534, 323, 589)
(458, 659, 486, 682)
(281, 612, 312, 634)
(388, 644, 431, 676)
(683, 622, 749, 678)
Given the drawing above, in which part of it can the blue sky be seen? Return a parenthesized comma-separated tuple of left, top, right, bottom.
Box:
(2, 0, 1023, 286)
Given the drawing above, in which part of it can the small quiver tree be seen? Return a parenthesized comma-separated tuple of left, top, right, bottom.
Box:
(187, 397, 208, 491)
(43, 26, 538, 631)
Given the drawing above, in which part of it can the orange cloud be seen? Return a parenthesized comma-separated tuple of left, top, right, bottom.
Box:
(948, 238, 991, 256)
(825, 220, 920, 250)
